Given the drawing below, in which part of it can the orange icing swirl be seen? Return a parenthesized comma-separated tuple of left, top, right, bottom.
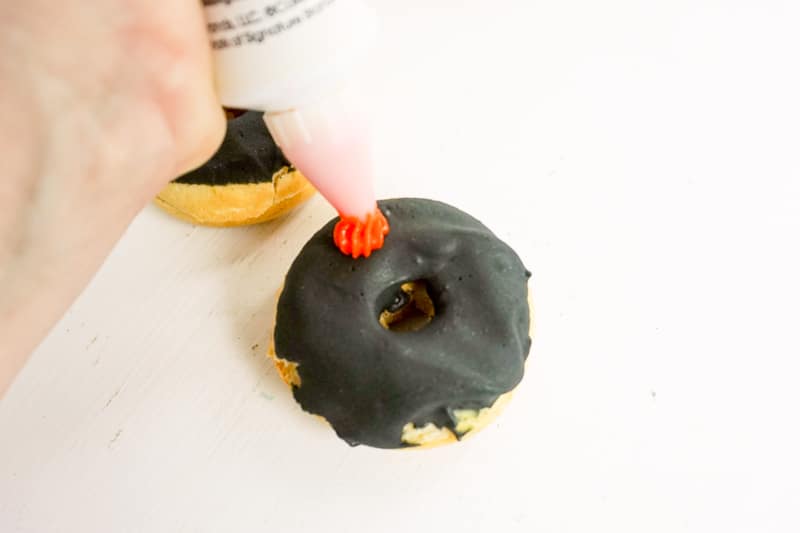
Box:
(333, 206, 390, 259)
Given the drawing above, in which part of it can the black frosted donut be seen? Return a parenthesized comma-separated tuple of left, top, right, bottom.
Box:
(272, 198, 532, 449)
(175, 111, 287, 187)
(155, 111, 315, 226)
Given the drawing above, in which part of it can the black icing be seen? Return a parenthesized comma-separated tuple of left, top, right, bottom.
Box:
(385, 289, 411, 313)
(274, 198, 532, 449)
(174, 111, 291, 186)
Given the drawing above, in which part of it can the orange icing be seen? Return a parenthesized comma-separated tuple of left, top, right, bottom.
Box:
(333, 206, 390, 259)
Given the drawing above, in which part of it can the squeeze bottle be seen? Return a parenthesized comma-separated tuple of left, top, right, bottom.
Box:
(202, 0, 388, 257)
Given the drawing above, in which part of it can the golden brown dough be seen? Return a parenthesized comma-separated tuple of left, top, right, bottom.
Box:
(155, 167, 314, 227)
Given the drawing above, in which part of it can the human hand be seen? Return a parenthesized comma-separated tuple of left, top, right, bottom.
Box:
(0, 0, 225, 395)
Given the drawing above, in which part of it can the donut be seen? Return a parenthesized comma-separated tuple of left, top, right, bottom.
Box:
(155, 111, 315, 227)
(270, 198, 532, 449)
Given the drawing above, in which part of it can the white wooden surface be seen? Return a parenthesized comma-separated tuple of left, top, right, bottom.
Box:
(2, 1, 800, 532)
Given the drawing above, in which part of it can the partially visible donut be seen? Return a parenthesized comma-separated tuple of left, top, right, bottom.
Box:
(155, 111, 315, 227)
(270, 198, 532, 449)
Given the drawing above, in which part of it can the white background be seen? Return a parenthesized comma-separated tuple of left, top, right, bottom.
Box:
(2, 1, 799, 531)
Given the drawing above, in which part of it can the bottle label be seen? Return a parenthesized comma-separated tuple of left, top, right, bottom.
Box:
(203, 0, 337, 50)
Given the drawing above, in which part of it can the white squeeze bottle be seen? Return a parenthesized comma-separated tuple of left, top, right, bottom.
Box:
(202, 0, 389, 258)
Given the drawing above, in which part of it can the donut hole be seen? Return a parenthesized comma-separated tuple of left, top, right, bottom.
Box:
(379, 281, 435, 333)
